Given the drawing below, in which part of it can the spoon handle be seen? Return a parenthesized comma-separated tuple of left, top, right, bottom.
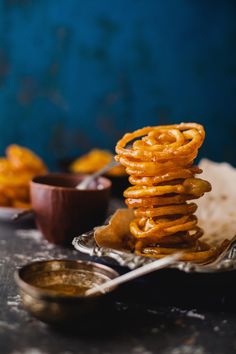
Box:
(12, 209, 34, 221)
(76, 157, 118, 190)
(85, 252, 182, 296)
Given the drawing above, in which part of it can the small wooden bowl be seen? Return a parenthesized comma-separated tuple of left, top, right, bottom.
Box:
(30, 173, 111, 245)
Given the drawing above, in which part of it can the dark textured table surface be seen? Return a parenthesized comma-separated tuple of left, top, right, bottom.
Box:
(1, 213, 236, 354)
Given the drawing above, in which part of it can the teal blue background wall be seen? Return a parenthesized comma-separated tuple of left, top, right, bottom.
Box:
(0, 0, 235, 168)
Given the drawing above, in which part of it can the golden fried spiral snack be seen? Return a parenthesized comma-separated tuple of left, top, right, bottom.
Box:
(115, 123, 220, 263)
(0, 145, 48, 208)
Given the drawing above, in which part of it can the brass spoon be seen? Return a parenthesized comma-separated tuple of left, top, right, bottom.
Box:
(85, 252, 182, 296)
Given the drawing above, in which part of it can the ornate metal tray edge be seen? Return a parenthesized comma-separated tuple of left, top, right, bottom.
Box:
(72, 230, 236, 273)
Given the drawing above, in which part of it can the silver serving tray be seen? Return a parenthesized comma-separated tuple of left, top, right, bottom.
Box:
(73, 230, 236, 273)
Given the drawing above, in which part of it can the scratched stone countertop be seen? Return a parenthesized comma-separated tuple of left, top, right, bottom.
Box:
(1, 212, 236, 354)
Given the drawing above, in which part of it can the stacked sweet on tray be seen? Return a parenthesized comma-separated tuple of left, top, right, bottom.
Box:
(95, 123, 230, 264)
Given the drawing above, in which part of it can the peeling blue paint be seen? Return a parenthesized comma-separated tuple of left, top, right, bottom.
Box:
(0, 0, 235, 169)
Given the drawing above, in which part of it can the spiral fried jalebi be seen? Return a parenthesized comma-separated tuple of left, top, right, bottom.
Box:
(116, 123, 221, 263)
(0, 145, 48, 208)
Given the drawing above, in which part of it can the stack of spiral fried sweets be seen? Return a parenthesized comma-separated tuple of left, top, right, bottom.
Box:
(116, 123, 224, 263)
